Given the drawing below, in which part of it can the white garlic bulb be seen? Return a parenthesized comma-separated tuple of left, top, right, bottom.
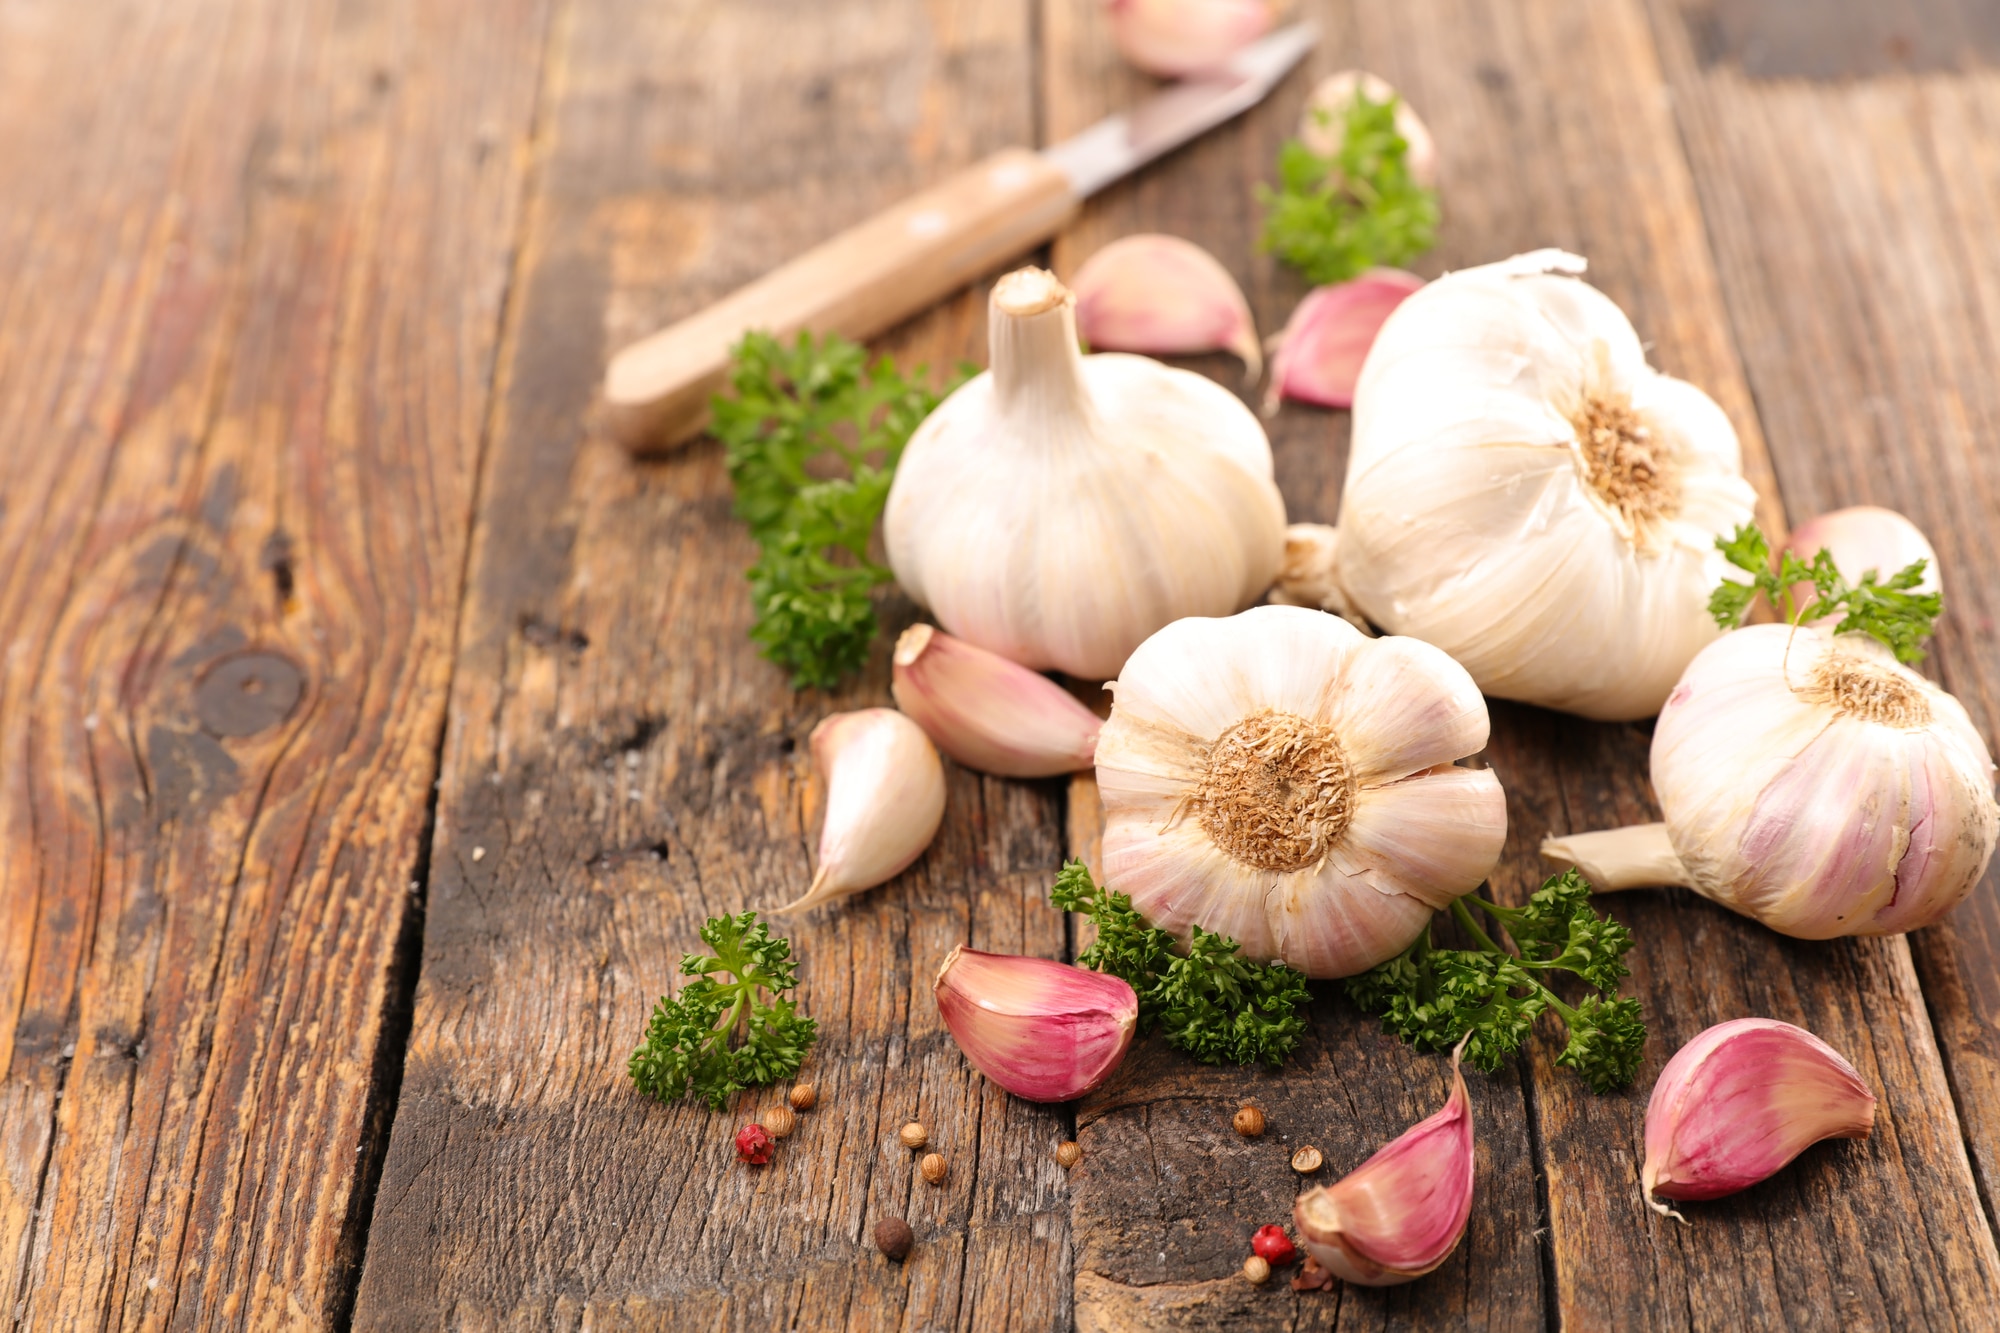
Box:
(1095, 605, 1506, 978)
(1546, 625, 1998, 938)
(885, 267, 1286, 679)
(1339, 250, 1759, 720)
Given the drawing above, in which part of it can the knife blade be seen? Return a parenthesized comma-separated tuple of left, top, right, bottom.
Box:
(603, 23, 1318, 452)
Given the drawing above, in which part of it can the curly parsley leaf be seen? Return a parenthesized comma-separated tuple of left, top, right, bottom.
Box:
(1052, 860, 1310, 1068)
(629, 911, 818, 1111)
(711, 331, 967, 688)
(1345, 869, 1645, 1092)
(1258, 87, 1439, 285)
(1709, 521, 1941, 663)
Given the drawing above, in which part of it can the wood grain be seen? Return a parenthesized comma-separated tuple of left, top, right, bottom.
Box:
(0, 0, 551, 1325)
(350, 1, 1080, 1326)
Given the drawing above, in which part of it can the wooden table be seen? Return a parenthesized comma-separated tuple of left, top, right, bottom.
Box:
(5, 0, 1999, 1327)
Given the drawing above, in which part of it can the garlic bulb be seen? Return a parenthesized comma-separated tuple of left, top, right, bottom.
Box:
(885, 267, 1287, 679)
(777, 709, 946, 913)
(1106, 0, 1273, 79)
(891, 624, 1101, 777)
(1095, 605, 1506, 978)
(1544, 625, 1999, 937)
(1643, 1018, 1876, 1220)
(934, 946, 1139, 1102)
(1293, 1038, 1475, 1284)
(1071, 234, 1262, 382)
(1298, 71, 1438, 190)
(1785, 506, 1941, 625)
(1340, 250, 1759, 720)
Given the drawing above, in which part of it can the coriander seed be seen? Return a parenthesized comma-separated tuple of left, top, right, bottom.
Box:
(873, 1216, 914, 1262)
(1242, 1255, 1271, 1285)
(1290, 1144, 1323, 1174)
(760, 1105, 797, 1139)
(1232, 1106, 1265, 1138)
(790, 1083, 818, 1112)
(1055, 1141, 1082, 1169)
(899, 1121, 928, 1151)
(920, 1153, 948, 1185)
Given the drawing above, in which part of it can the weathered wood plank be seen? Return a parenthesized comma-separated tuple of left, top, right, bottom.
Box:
(351, 2, 1078, 1327)
(1644, 0, 2000, 1257)
(0, 0, 551, 1324)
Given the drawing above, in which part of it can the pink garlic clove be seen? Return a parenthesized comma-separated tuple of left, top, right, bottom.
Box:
(892, 624, 1102, 778)
(1070, 235, 1263, 383)
(1293, 1039, 1475, 1286)
(1265, 270, 1425, 413)
(1643, 1018, 1876, 1220)
(775, 709, 946, 914)
(933, 946, 1138, 1102)
(1298, 71, 1438, 189)
(1783, 506, 1942, 626)
(1105, 0, 1274, 79)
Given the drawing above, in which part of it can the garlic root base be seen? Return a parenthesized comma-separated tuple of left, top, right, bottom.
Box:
(1540, 822, 1690, 891)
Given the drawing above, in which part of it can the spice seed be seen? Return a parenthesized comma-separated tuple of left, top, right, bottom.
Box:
(1242, 1255, 1271, 1285)
(760, 1105, 797, 1140)
(920, 1153, 948, 1185)
(873, 1216, 915, 1262)
(1055, 1141, 1083, 1169)
(789, 1083, 818, 1112)
(1232, 1106, 1266, 1138)
(1290, 1144, 1324, 1174)
(899, 1121, 929, 1151)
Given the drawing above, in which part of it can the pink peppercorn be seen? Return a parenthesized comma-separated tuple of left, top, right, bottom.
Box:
(1251, 1224, 1297, 1266)
(735, 1123, 774, 1165)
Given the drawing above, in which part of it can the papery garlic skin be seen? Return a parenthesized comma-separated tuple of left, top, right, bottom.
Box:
(1106, 0, 1272, 78)
(1785, 506, 1941, 626)
(778, 709, 946, 913)
(886, 267, 1286, 680)
(891, 624, 1101, 778)
(1095, 605, 1506, 978)
(1294, 1040, 1475, 1284)
(1298, 71, 1438, 190)
(1649, 624, 1998, 938)
(934, 946, 1138, 1102)
(1643, 1018, 1876, 1217)
(1341, 250, 1759, 720)
(1071, 235, 1262, 382)
(1265, 270, 1424, 412)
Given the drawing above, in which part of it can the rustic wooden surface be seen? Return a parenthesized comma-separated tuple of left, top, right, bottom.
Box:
(4, 0, 1999, 1328)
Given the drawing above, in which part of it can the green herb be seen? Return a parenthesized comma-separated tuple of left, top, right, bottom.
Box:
(711, 331, 967, 688)
(1258, 87, 1439, 285)
(1345, 870, 1645, 1094)
(629, 911, 818, 1111)
(1051, 859, 1311, 1068)
(1708, 523, 1941, 663)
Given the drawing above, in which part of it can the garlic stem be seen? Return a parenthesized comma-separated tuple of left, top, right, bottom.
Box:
(1540, 823, 1690, 892)
(991, 268, 1093, 425)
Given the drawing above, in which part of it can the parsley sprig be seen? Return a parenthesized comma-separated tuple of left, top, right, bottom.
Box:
(1258, 87, 1439, 285)
(1346, 870, 1646, 1094)
(1051, 860, 1310, 1068)
(711, 331, 966, 689)
(1708, 523, 1941, 663)
(629, 911, 818, 1111)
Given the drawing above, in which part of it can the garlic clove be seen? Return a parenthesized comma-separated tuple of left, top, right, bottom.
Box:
(1106, 0, 1273, 79)
(933, 946, 1138, 1102)
(1071, 235, 1263, 383)
(1332, 766, 1508, 913)
(1643, 1018, 1876, 1219)
(776, 709, 946, 914)
(1265, 271, 1426, 413)
(1298, 71, 1438, 189)
(1293, 1039, 1475, 1285)
(891, 624, 1101, 778)
(1268, 522, 1356, 620)
(1784, 506, 1941, 626)
(1319, 632, 1492, 784)
(1540, 822, 1691, 892)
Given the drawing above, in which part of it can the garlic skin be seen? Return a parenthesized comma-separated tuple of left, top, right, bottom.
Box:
(1340, 250, 1759, 720)
(1265, 270, 1425, 412)
(1645, 624, 1998, 938)
(1785, 506, 1941, 625)
(777, 709, 946, 914)
(885, 267, 1287, 680)
(1095, 605, 1506, 978)
(891, 624, 1101, 777)
(1643, 1018, 1876, 1219)
(1106, 0, 1273, 78)
(1268, 522, 1359, 623)
(1071, 235, 1262, 382)
(1298, 71, 1438, 190)
(933, 946, 1138, 1102)
(1294, 1039, 1475, 1285)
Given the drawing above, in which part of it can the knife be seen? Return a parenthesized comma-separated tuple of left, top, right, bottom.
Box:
(604, 23, 1318, 452)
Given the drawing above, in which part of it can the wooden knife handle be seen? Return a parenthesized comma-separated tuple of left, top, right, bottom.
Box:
(604, 147, 1080, 453)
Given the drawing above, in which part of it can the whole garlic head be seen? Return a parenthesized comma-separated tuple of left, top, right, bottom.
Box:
(886, 267, 1286, 679)
(1095, 605, 1507, 978)
(1652, 624, 1999, 938)
(1340, 250, 1759, 720)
